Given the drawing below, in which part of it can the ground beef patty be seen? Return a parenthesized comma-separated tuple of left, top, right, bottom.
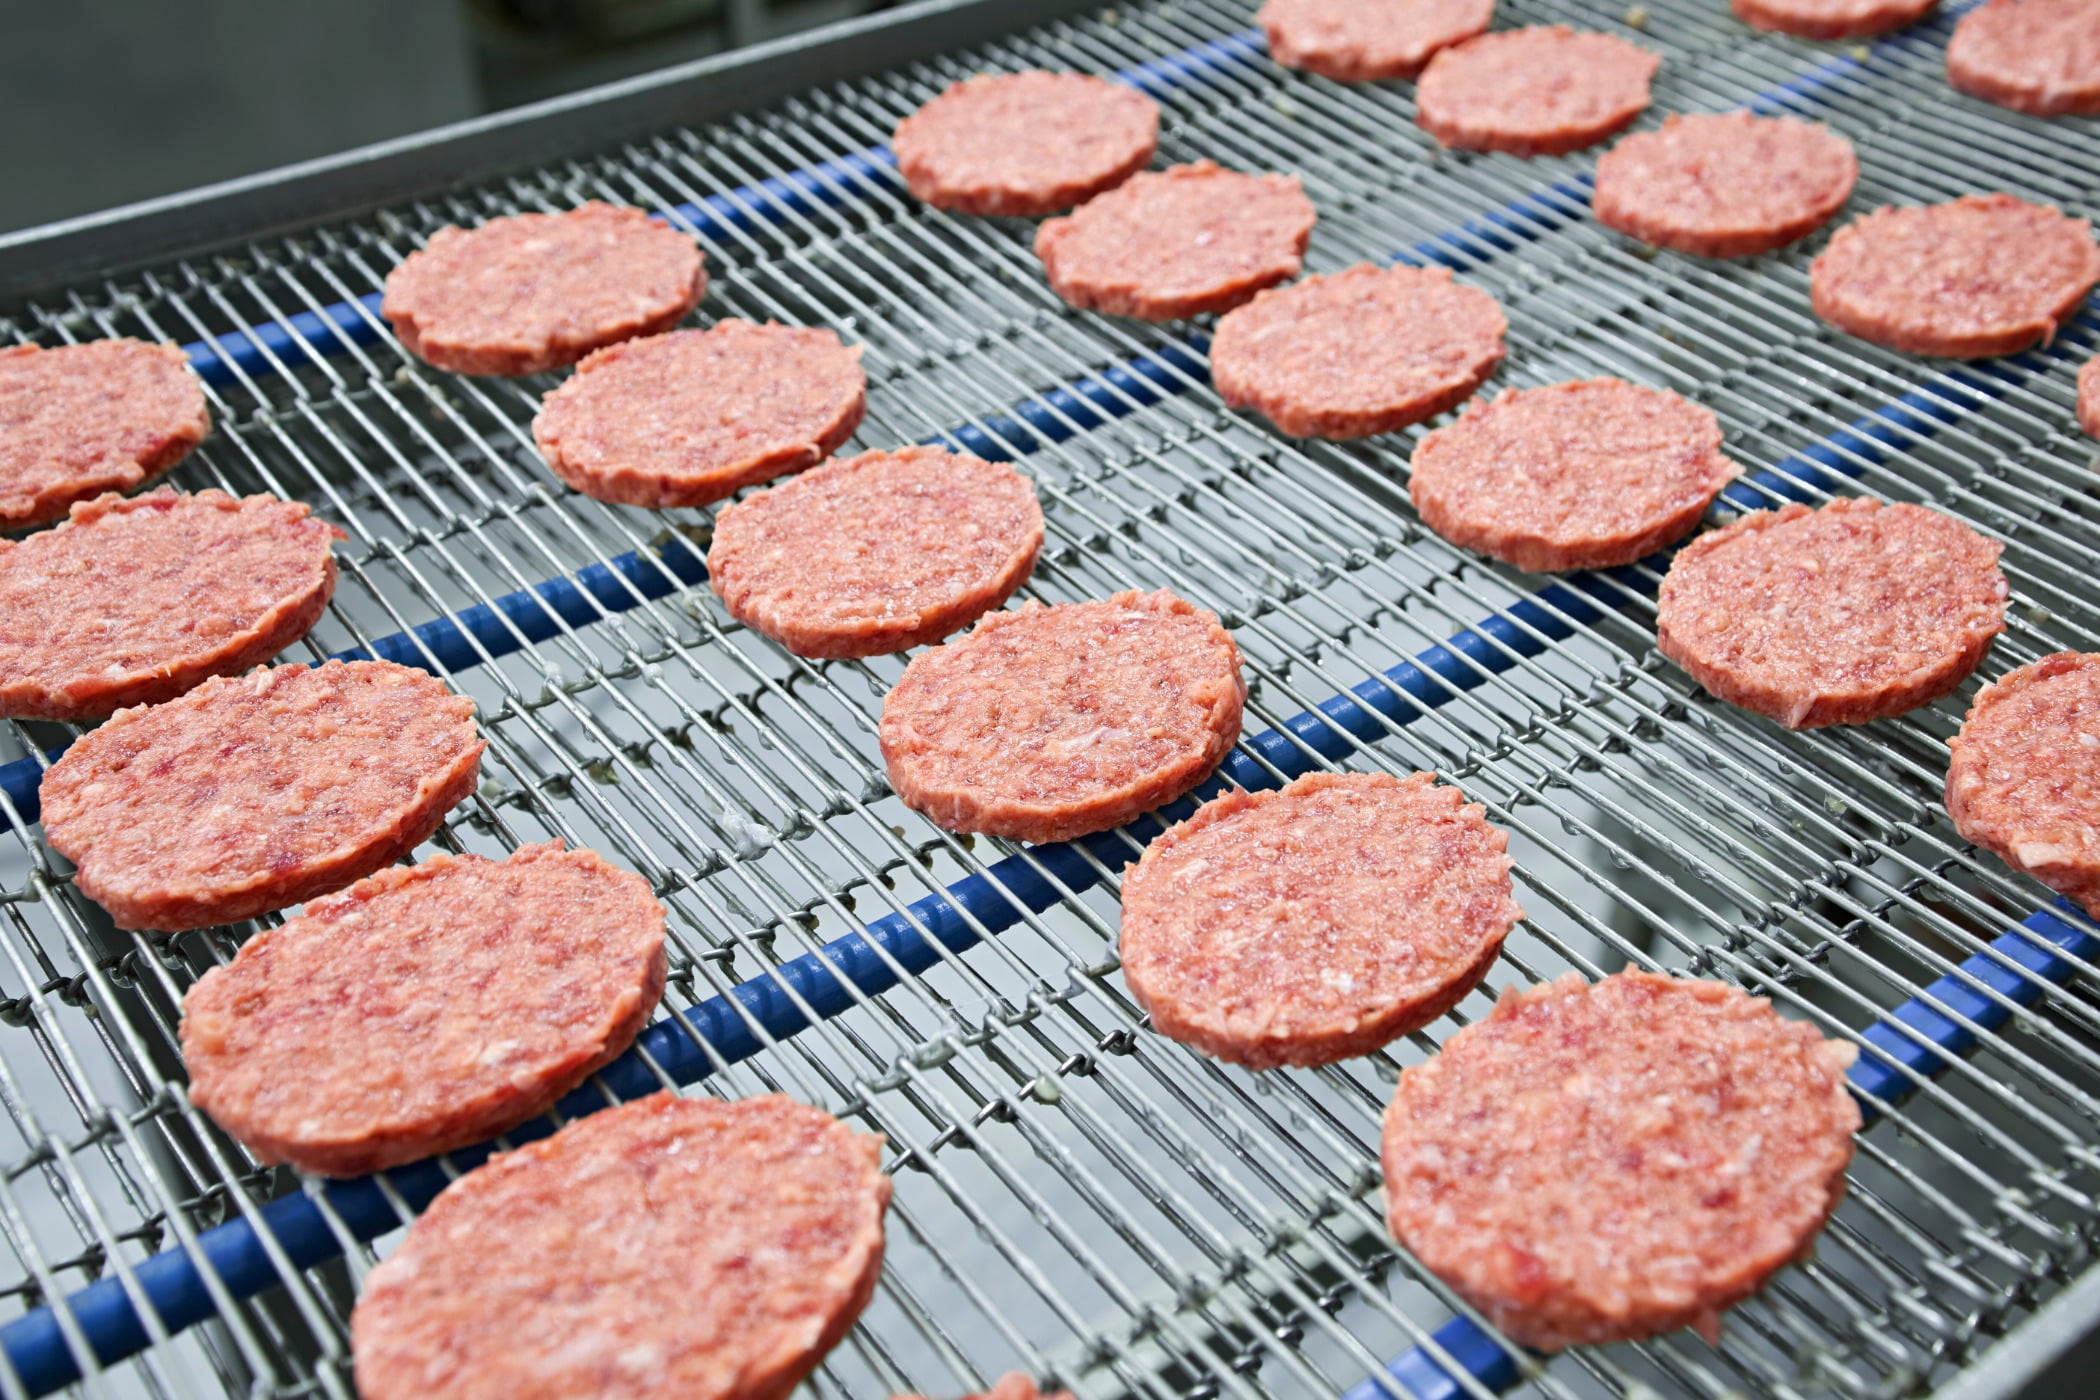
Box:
(351, 1092, 889, 1400)
(1416, 27, 1661, 158)
(895, 1378, 1071, 1400)
(1383, 970, 1860, 1350)
(880, 590, 1245, 844)
(182, 842, 665, 1177)
(1732, 0, 1936, 39)
(1947, 0, 2100, 116)
(892, 72, 1159, 217)
(1409, 379, 1739, 572)
(2081, 357, 2100, 438)
(382, 203, 705, 377)
(1258, 0, 1495, 81)
(1592, 112, 1859, 258)
(1120, 772, 1520, 1069)
(1656, 498, 2006, 729)
(1209, 264, 1506, 439)
(1034, 161, 1318, 321)
(40, 660, 483, 931)
(533, 322, 866, 508)
(0, 340, 209, 530)
(1810, 195, 2100, 358)
(709, 446, 1042, 658)
(0, 489, 341, 721)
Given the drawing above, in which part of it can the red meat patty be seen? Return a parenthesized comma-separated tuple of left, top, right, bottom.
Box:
(1034, 161, 1318, 320)
(1258, 0, 1496, 82)
(1655, 498, 2006, 729)
(39, 660, 484, 931)
(1810, 194, 2100, 358)
(533, 321, 866, 509)
(1592, 111, 1859, 258)
(0, 340, 209, 530)
(1209, 263, 1506, 439)
(1732, 0, 1936, 39)
(892, 72, 1160, 217)
(2081, 357, 2100, 439)
(382, 202, 705, 377)
(1119, 771, 1520, 1069)
(1947, 0, 2100, 116)
(1416, 27, 1661, 158)
(880, 590, 1245, 844)
(895, 1378, 1072, 1400)
(351, 1093, 890, 1400)
(1408, 379, 1739, 572)
(708, 446, 1043, 658)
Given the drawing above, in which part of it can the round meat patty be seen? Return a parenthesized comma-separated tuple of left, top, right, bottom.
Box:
(40, 660, 484, 931)
(0, 489, 341, 721)
(708, 446, 1043, 658)
(1209, 263, 1507, 440)
(1809, 195, 2100, 359)
(1258, 0, 1496, 82)
(2081, 357, 2100, 439)
(892, 72, 1159, 217)
(1415, 28, 1662, 158)
(351, 1092, 890, 1400)
(1732, 0, 1936, 39)
(1655, 498, 2006, 729)
(182, 842, 666, 1176)
(1033, 161, 1318, 321)
(895, 1378, 1071, 1400)
(533, 322, 867, 509)
(1409, 379, 1739, 572)
(1120, 771, 1521, 1069)
(382, 202, 706, 377)
(1592, 112, 1859, 259)
(1947, 0, 2100, 117)
(0, 340, 209, 530)
(879, 590, 1245, 844)
(1382, 970, 1860, 1350)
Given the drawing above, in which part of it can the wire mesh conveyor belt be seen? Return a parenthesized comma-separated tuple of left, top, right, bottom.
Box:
(1, 0, 2098, 1396)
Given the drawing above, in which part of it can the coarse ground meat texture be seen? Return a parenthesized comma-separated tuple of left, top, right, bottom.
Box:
(381, 203, 705, 377)
(1592, 112, 1859, 258)
(894, 1378, 1072, 1400)
(1033, 161, 1318, 320)
(39, 660, 484, 932)
(1209, 264, 1507, 439)
(1655, 498, 2006, 729)
(181, 842, 667, 1177)
(1119, 772, 1521, 1069)
(1383, 970, 1860, 1350)
(708, 447, 1043, 658)
(892, 72, 1159, 217)
(1809, 195, 2100, 358)
(1732, 0, 1936, 38)
(880, 590, 1245, 844)
(351, 1093, 889, 1400)
(2081, 357, 2100, 438)
(533, 322, 866, 509)
(1415, 28, 1661, 158)
(1947, 0, 2100, 116)
(1257, 0, 1496, 81)
(1408, 379, 1739, 572)
(0, 489, 342, 721)
(0, 340, 209, 530)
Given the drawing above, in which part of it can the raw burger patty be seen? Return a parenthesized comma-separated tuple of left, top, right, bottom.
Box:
(1947, 0, 2100, 116)
(0, 489, 341, 721)
(382, 202, 705, 376)
(1733, 0, 1935, 39)
(39, 660, 484, 931)
(1034, 161, 1318, 320)
(0, 340, 209, 530)
(1383, 970, 1860, 1350)
(1416, 28, 1661, 158)
(1946, 652, 2100, 918)
(351, 1093, 890, 1400)
(708, 446, 1043, 658)
(892, 72, 1159, 216)
(1209, 263, 1507, 439)
(1592, 112, 1859, 258)
(1258, 0, 1495, 81)
(1119, 771, 1521, 1069)
(1656, 498, 2006, 729)
(1409, 379, 1739, 572)
(895, 1378, 1072, 1400)
(880, 590, 1245, 844)
(1810, 194, 2100, 358)
(2081, 357, 2100, 438)
(533, 321, 866, 508)
(182, 842, 667, 1177)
